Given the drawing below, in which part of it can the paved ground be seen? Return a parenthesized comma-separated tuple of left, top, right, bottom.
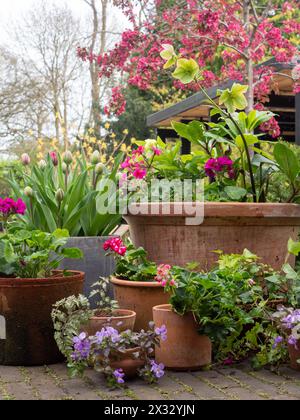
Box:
(0, 362, 300, 400)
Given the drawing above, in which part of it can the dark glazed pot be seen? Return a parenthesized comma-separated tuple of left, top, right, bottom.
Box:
(0, 270, 84, 366)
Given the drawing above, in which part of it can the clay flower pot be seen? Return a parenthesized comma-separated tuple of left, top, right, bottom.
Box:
(110, 347, 144, 379)
(288, 341, 300, 371)
(0, 270, 84, 366)
(153, 304, 212, 371)
(124, 202, 300, 270)
(110, 276, 169, 331)
(84, 309, 136, 336)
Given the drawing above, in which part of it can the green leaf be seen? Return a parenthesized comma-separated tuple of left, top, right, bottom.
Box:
(274, 143, 300, 183)
(62, 247, 83, 259)
(53, 229, 70, 239)
(288, 238, 300, 256)
(235, 134, 258, 150)
(224, 186, 247, 201)
(171, 120, 205, 144)
(172, 58, 199, 84)
(218, 83, 248, 113)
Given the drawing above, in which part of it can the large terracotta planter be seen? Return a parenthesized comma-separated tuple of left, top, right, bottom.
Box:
(110, 277, 169, 331)
(288, 341, 300, 371)
(0, 271, 84, 366)
(153, 304, 211, 371)
(84, 309, 136, 336)
(124, 203, 300, 270)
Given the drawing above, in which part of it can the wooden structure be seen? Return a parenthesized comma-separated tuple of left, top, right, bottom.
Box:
(147, 60, 299, 152)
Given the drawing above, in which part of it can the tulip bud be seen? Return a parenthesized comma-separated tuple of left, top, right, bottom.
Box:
(95, 163, 105, 175)
(21, 153, 31, 166)
(24, 186, 33, 197)
(63, 151, 73, 165)
(38, 160, 47, 171)
(55, 188, 64, 203)
(62, 162, 68, 173)
(91, 150, 101, 165)
(50, 151, 58, 167)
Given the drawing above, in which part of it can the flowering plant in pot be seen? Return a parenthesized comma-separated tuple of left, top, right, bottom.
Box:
(9, 150, 125, 304)
(54, 315, 167, 388)
(103, 237, 169, 331)
(122, 47, 300, 270)
(154, 248, 300, 370)
(52, 276, 137, 354)
(272, 307, 300, 370)
(0, 203, 84, 365)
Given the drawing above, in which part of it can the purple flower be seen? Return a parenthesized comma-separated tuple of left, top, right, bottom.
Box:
(204, 156, 235, 180)
(72, 332, 91, 359)
(113, 369, 125, 384)
(155, 325, 167, 342)
(0, 197, 26, 216)
(150, 360, 165, 379)
(288, 335, 298, 349)
(93, 327, 120, 345)
(273, 336, 284, 349)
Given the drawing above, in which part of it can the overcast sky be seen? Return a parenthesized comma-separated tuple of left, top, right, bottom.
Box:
(0, 0, 88, 18)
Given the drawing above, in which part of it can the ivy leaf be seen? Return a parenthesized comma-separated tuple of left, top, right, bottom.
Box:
(218, 83, 248, 113)
(287, 238, 300, 256)
(172, 58, 199, 84)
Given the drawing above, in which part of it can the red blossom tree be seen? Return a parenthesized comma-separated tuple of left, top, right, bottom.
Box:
(78, 0, 300, 138)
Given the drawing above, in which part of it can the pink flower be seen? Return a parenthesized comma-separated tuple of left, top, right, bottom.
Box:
(50, 151, 58, 166)
(133, 168, 147, 179)
(103, 237, 127, 256)
(204, 157, 235, 180)
(0, 198, 26, 216)
(152, 147, 162, 156)
(155, 264, 176, 288)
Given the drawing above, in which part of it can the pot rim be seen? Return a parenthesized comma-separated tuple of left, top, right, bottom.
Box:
(153, 304, 173, 312)
(0, 270, 85, 287)
(91, 309, 137, 321)
(124, 202, 300, 218)
(110, 276, 164, 288)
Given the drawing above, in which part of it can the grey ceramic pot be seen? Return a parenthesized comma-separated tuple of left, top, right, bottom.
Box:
(60, 236, 116, 307)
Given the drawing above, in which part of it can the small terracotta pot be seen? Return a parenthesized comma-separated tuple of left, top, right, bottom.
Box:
(110, 277, 169, 331)
(84, 309, 136, 336)
(110, 347, 144, 378)
(288, 341, 300, 371)
(0, 270, 84, 366)
(153, 304, 212, 371)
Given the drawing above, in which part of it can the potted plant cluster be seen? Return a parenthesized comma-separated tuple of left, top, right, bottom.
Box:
(52, 293, 167, 388)
(0, 197, 84, 366)
(103, 237, 170, 331)
(9, 150, 125, 303)
(121, 46, 300, 270)
(153, 246, 300, 370)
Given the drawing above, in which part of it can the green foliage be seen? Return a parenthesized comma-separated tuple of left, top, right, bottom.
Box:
(0, 228, 82, 278)
(89, 277, 119, 316)
(169, 250, 300, 367)
(8, 152, 123, 236)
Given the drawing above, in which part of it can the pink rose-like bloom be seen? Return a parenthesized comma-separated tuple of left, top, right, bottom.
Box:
(133, 168, 147, 179)
(155, 264, 176, 288)
(103, 237, 127, 256)
(0, 197, 26, 216)
(204, 156, 235, 180)
(50, 151, 59, 166)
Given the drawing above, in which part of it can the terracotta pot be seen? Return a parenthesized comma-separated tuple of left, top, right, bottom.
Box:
(110, 347, 144, 379)
(0, 270, 84, 366)
(110, 277, 169, 331)
(288, 341, 300, 371)
(84, 309, 136, 336)
(153, 304, 212, 371)
(124, 202, 300, 270)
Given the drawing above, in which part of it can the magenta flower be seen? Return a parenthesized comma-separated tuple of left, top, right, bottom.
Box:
(0, 197, 27, 216)
(103, 237, 127, 256)
(204, 156, 235, 180)
(152, 147, 162, 156)
(133, 168, 147, 179)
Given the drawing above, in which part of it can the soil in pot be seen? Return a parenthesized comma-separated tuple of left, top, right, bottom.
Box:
(0, 271, 84, 366)
(110, 277, 169, 331)
(83, 309, 136, 336)
(288, 342, 300, 371)
(153, 304, 212, 371)
(110, 347, 144, 379)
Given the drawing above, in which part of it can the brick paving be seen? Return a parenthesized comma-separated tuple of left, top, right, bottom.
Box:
(0, 362, 300, 400)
